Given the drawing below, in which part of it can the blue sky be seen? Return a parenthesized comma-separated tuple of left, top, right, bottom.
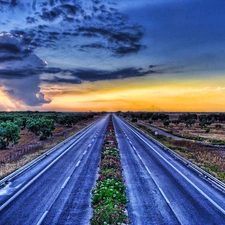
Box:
(0, 0, 225, 111)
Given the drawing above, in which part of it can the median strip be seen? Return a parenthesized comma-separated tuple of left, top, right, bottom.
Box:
(90, 116, 129, 225)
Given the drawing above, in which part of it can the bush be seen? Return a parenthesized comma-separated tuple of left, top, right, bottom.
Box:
(91, 118, 129, 224)
(205, 128, 210, 133)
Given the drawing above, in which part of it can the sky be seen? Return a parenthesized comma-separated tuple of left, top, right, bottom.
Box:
(0, 0, 225, 112)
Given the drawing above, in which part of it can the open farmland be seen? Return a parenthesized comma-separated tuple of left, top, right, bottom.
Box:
(122, 112, 225, 182)
(0, 111, 100, 179)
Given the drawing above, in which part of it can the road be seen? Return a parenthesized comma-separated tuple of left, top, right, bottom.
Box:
(0, 115, 109, 225)
(1, 113, 225, 225)
(113, 115, 225, 225)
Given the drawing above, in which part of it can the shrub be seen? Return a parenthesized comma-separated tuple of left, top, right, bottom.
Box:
(91, 118, 129, 224)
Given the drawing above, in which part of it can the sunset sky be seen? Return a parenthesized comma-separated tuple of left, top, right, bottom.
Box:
(0, 0, 225, 112)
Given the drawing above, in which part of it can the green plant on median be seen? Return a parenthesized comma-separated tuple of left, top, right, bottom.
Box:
(91, 118, 129, 225)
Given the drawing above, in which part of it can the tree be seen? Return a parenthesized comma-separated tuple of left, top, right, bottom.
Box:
(131, 118, 137, 123)
(163, 119, 170, 127)
(148, 119, 153, 124)
(26, 118, 55, 140)
(26, 118, 41, 135)
(205, 128, 210, 133)
(215, 124, 222, 129)
(171, 120, 181, 125)
(0, 121, 20, 149)
(185, 119, 196, 127)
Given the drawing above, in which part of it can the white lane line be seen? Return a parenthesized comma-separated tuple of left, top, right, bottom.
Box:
(125, 122, 225, 215)
(36, 211, 48, 225)
(88, 144, 92, 148)
(122, 124, 172, 210)
(76, 160, 81, 167)
(15, 183, 23, 189)
(135, 150, 151, 175)
(0, 125, 93, 212)
(144, 166, 152, 176)
(92, 138, 95, 142)
(61, 177, 70, 189)
(83, 150, 87, 155)
(136, 153, 142, 160)
(159, 188, 170, 204)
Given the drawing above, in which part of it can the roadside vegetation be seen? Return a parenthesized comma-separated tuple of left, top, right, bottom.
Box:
(118, 112, 225, 182)
(91, 117, 129, 225)
(0, 111, 100, 179)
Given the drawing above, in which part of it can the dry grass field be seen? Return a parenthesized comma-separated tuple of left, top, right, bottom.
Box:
(130, 116, 225, 182)
(154, 122, 225, 143)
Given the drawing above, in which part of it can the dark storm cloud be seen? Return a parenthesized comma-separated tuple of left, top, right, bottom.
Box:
(0, 33, 50, 106)
(5, 0, 145, 56)
(70, 67, 151, 81)
(2, 78, 51, 106)
(42, 75, 82, 84)
(0, 33, 46, 78)
(78, 24, 145, 55)
(41, 66, 161, 84)
(39, 5, 77, 22)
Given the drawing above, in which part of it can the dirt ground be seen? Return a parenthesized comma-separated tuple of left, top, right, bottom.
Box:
(144, 119, 225, 143)
(133, 121, 225, 182)
(0, 116, 100, 179)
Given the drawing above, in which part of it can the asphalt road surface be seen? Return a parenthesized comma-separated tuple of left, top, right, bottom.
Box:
(0, 115, 109, 225)
(1, 113, 225, 225)
(113, 114, 225, 225)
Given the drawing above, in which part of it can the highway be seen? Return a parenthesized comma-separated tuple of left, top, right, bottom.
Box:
(1, 113, 225, 225)
(0, 115, 109, 225)
(113, 114, 225, 225)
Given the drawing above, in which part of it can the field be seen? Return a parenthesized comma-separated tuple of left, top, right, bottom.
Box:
(0, 112, 100, 179)
(122, 112, 225, 182)
(152, 114, 225, 143)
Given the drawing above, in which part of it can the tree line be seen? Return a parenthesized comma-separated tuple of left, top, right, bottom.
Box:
(0, 111, 95, 149)
(119, 112, 225, 129)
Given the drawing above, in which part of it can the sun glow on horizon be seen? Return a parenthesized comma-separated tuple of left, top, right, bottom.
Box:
(41, 77, 225, 112)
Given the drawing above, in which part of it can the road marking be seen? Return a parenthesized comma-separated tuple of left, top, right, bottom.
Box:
(61, 177, 70, 189)
(92, 138, 95, 142)
(0, 122, 97, 212)
(15, 183, 24, 189)
(76, 160, 81, 167)
(133, 146, 136, 151)
(83, 150, 87, 155)
(88, 144, 92, 148)
(159, 188, 170, 204)
(136, 153, 142, 160)
(36, 211, 48, 225)
(125, 122, 225, 215)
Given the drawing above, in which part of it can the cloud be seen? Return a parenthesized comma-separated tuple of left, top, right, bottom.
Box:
(1, 0, 145, 56)
(78, 24, 145, 56)
(41, 66, 161, 84)
(2, 76, 51, 106)
(0, 32, 50, 106)
(42, 75, 82, 84)
(0, 33, 46, 76)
